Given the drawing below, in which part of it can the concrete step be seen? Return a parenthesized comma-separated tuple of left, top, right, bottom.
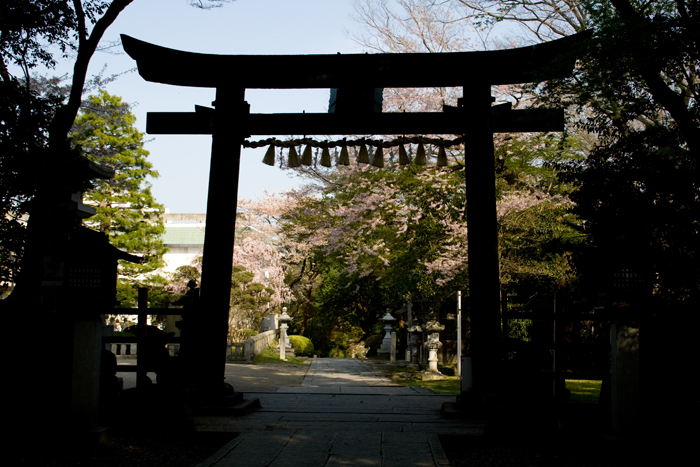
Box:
(197, 394, 261, 416)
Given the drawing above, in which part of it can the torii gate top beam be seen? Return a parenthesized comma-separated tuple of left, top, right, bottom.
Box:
(121, 32, 588, 89)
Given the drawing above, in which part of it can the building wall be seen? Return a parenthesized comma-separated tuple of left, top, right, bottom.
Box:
(161, 212, 206, 273)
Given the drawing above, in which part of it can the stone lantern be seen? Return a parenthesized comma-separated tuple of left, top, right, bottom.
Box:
(407, 323, 423, 368)
(422, 311, 445, 380)
(377, 309, 396, 354)
(277, 307, 293, 360)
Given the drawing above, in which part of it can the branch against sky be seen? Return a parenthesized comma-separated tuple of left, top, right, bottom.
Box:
(349, 0, 470, 114)
(454, 0, 589, 42)
(188, 0, 236, 9)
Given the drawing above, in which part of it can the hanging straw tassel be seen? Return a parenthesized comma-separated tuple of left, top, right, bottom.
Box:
(357, 144, 370, 164)
(337, 146, 350, 165)
(414, 142, 427, 165)
(320, 147, 332, 167)
(262, 144, 276, 166)
(301, 144, 313, 166)
(288, 146, 300, 168)
(372, 146, 385, 168)
(436, 145, 448, 167)
(398, 144, 410, 165)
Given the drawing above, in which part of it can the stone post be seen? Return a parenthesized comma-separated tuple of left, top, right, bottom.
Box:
(279, 323, 288, 361)
(277, 308, 293, 361)
(407, 325, 422, 369)
(71, 316, 103, 431)
(390, 332, 397, 364)
(422, 312, 445, 381)
(611, 321, 640, 437)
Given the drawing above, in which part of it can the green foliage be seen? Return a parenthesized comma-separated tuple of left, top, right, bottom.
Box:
(288, 335, 314, 356)
(173, 265, 200, 283)
(283, 136, 583, 347)
(239, 329, 259, 340)
(534, 1, 700, 306)
(364, 334, 384, 351)
(328, 348, 346, 358)
(228, 265, 275, 341)
(113, 331, 135, 338)
(70, 90, 167, 281)
(115, 273, 172, 308)
(1, 1, 79, 73)
(0, 76, 84, 292)
(324, 325, 366, 358)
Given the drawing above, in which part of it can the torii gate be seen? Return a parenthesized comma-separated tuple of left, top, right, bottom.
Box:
(122, 32, 585, 406)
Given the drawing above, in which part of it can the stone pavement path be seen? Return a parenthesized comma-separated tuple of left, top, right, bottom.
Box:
(196, 359, 482, 466)
(281, 357, 433, 394)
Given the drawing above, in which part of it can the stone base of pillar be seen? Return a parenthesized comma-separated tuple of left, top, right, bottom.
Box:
(277, 347, 295, 358)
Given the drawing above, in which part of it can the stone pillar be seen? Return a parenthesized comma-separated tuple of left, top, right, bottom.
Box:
(71, 316, 103, 431)
(405, 301, 413, 362)
(390, 332, 397, 364)
(407, 325, 422, 368)
(461, 356, 473, 393)
(611, 321, 640, 437)
(279, 321, 288, 361)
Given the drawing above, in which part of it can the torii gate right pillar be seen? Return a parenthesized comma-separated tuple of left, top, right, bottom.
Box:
(462, 80, 503, 407)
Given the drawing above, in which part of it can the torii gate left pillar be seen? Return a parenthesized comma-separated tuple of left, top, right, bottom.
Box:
(185, 86, 248, 394)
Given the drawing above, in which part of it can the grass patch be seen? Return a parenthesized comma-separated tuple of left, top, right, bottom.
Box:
(566, 379, 602, 403)
(390, 367, 461, 394)
(253, 347, 306, 365)
(364, 353, 391, 361)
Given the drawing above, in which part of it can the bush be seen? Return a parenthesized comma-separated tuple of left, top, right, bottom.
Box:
(289, 335, 315, 356)
(239, 329, 259, 340)
(364, 334, 384, 350)
(364, 334, 384, 358)
(328, 347, 346, 358)
(113, 331, 136, 338)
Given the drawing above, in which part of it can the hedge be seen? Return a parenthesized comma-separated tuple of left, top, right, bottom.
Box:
(288, 335, 315, 356)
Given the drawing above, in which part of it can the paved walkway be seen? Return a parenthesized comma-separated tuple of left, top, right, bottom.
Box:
(280, 357, 433, 394)
(196, 359, 482, 466)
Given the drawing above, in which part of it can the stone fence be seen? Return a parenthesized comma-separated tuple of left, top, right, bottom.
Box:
(111, 343, 180, 358)
(110, 330, 277, 363)
(226, 330, 276, 362)
(111, 343, 138, 358)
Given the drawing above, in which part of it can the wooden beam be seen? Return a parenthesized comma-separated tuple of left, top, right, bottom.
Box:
(122, 32, 590, 89)
(146, 109, 565, 136)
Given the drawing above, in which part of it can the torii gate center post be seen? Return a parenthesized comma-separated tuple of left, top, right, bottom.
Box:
(122, 33, 585, 400)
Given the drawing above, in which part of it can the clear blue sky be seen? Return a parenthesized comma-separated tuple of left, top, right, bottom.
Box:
(87, 0, 364, 213)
